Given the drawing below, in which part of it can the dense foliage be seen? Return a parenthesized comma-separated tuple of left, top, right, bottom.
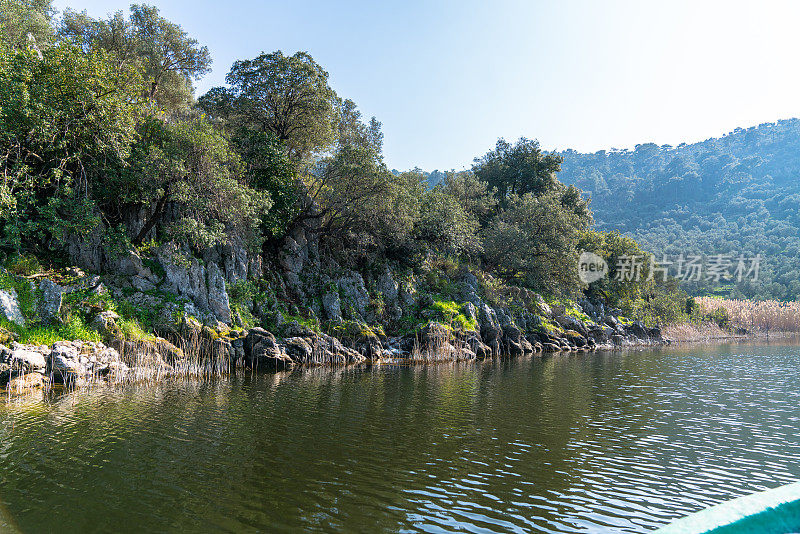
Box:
(558, 121, 800, 300)
(0, 0, 698, 329)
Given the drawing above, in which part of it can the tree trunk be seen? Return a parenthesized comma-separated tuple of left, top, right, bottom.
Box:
(133, 195, 168, 245)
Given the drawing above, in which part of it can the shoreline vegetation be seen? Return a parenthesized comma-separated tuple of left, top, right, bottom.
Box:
(2, 2, 799, 396)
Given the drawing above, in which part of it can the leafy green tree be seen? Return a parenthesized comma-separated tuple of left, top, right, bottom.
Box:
(371, 170, 426, 256)
(336, 98, 383, 153)
(232, 129, 298, 241)
(0, 45, 141, 252)
(416, 187, 481, 258)
(473, 137, 563, 207)
(101, 117, 270, 248)
(578, 230, 650, 306)
(483, 190, 591, 295)
(578, 230, 689, 324)
(441, 170, 497, 225)
(0, 0, 54, 50)
(199, 50, 338, 159)
(299, 145, 392, 238)
(60, 4, 211, 111)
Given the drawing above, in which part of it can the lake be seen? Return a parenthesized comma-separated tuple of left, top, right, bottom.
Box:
(1, 340, 799, 533)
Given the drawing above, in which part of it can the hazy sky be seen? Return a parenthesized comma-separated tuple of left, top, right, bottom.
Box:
(52, 0, 800, 171)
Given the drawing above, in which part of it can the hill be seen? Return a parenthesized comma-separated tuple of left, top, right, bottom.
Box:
(557, 119, 800, 300)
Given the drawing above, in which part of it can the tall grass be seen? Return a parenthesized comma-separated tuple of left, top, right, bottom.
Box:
(694, 297, 800, 333)
(408, 327, 474, 363)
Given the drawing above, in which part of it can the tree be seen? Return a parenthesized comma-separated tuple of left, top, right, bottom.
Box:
(232, 129, 298, 241)
(441, 170, 497, 225)
(473, 137, 562, 207)
(199, 50, 338, 159)
(483, 190, 591, 295)
(59, 4, 211, 111)
(100, 117, 270, 248)
(0, 44, 141, 251)
(297, 145, 392, 238)
(416, 187, 481, 258)
(336, 98, 383, 153)
(578, 230, 650, 306)
(0, 0, 54, 50)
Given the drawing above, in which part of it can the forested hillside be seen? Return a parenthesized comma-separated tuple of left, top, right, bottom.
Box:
(557, 120, 800, 301)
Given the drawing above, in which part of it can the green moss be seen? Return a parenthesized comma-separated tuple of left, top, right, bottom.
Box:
(565, 304, 593, 325)
(533, 317, 562, 335)
(283, 313, 320, 333)
(332, 319, 383, 339)
(0, 316, 101, 345)
(142, 257, 166, 279)
(429, 300, 478, 331)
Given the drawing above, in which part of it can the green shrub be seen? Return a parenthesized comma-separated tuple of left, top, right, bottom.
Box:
(7, 254, 42, 276)
(1, 315, 101, 345)
(429, 300, 477, 331)
(282, 313, 321, 333)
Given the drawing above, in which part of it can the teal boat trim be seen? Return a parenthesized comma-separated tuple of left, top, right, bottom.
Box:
(653, 481, 800, 534)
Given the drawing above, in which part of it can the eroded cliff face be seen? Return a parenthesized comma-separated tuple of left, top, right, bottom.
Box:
(0, 221, 671, 392)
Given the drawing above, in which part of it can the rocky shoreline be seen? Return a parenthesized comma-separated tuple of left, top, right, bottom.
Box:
(0, 306, 666, 393)
(0, 255, 668, 393)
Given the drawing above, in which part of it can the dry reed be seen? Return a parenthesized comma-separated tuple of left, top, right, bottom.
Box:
(694, 297, 800, 333)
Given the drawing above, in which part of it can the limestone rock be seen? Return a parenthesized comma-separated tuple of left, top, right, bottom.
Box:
(7, 348, 46, 371)
(0, 288, 25, 326)
(243, 328, 291, 368)
(47, 344, 87, 382)
(206, 262, 231, 323)
(481, 323, 502, 356)
(463, 302, 478, 324)
(322, 291, 342, 324)
(376, 266, 400, 318)
(38, 279, 64, 324)
(554, 314, 587, 336)
(478, 303, 498, 331)
(337, 273, 369, 319)
(625, 321, 649, 339)
(283, 337, 313, 363)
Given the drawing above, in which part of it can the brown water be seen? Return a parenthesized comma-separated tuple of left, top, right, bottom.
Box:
(1, 341, 799, 533)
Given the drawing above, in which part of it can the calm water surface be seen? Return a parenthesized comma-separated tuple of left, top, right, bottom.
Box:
(1, 341, 800, 533)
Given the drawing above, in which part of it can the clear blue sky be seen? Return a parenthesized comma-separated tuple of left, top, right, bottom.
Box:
(53, 0, 800, 171)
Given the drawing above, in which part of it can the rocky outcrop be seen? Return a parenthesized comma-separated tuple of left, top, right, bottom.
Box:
(0, 287, 25, 326)
(322, 290, 342, 324)
(0, 340, 128, 390)
(156, 244, 232, 323)
(244, 328, 293, 368)
(242, 326, 366, 368)
(3, 345, 46, 372)
(376, 266, 401, 319)
(38, 279, 64, 325)
(337, 273, 369, 321)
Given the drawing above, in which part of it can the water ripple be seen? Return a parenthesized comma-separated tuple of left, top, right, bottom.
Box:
(1, 342, 800, 532)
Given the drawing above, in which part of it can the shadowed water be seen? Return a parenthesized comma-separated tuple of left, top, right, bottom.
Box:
(1, 341, 799, 532)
